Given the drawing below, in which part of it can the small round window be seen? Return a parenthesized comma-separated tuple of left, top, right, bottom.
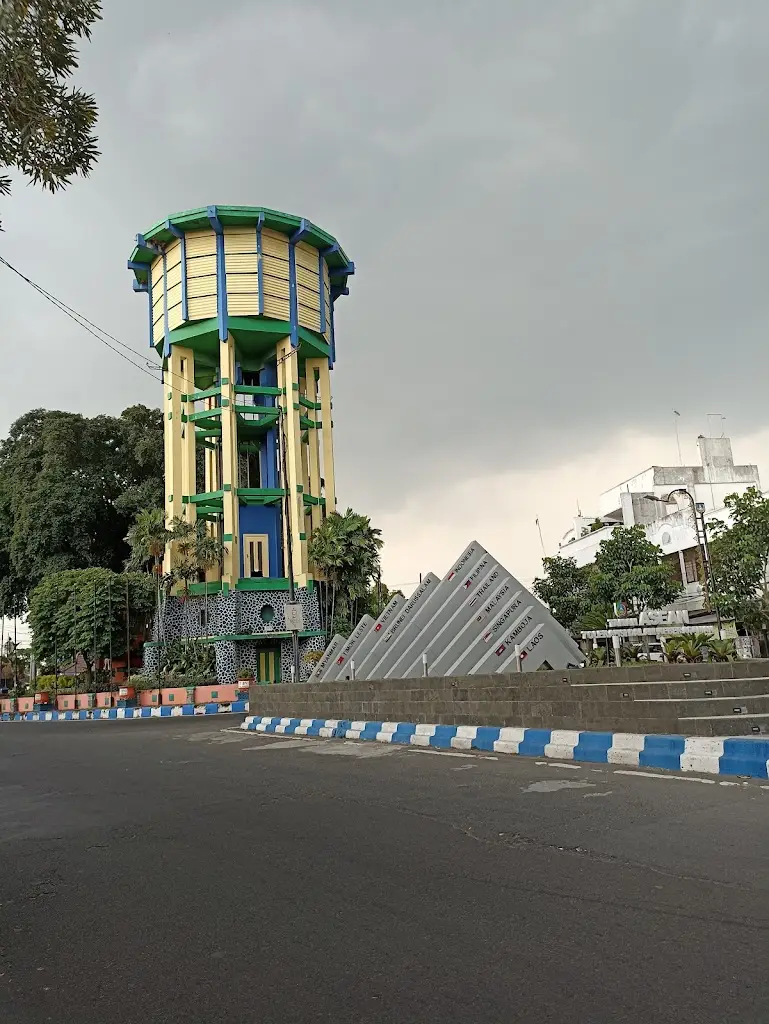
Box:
(260, 604, 275, 625)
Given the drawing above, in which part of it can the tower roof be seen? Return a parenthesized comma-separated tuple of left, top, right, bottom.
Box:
(127, 205, 354, 293)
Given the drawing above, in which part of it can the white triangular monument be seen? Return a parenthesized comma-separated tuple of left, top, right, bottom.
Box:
(312, 541, 584, 681)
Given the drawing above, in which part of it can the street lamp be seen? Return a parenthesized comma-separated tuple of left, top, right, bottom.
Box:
(648, 489, 722, 639)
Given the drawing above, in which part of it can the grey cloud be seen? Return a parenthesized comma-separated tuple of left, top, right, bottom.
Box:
(1, 0, 767, 515)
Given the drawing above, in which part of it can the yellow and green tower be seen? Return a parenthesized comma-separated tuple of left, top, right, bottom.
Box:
(127, 205, 354, 683)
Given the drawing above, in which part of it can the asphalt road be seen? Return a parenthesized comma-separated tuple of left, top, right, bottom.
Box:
(1, 717, 767, 1024)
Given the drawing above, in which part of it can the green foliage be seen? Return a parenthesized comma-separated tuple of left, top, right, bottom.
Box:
(125, 507, 170, 574)
(0, 0, 102, 228)
(34, 673, 57, 692)
(587, 646, 607, 666)
(0, 406, 164, 614)
(532, 556, 592, 631)
(662, 636, 682, 661)
(709, 487, 769, 632)
(619, 643, 645, 663)
(158, 638, 216, 684)
(708, 638, 736, 662)
(663, 633, 716, 663)
(128, 674, 158, 692)
(573, 607, 613, 632)
(590, 525, 681, 612)
(309, 508, 383, 637)
(168, 517, 224, 597)
(28, 568, 155, 683)
(534, 529, 680, 635)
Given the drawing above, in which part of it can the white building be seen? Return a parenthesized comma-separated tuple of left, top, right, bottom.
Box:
(558, 436, 763, 612)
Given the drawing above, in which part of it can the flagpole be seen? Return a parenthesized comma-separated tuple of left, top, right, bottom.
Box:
(536, 518, 546, 558)
(673, 410, 683, 466)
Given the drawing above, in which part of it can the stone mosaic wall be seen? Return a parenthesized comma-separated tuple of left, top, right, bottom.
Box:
(143, 586, 324, 684)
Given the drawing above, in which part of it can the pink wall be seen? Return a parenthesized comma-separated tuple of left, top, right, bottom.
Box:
(1, 698, 16, 714)
(56, 695, 76, 711)
(160, 687, 192, 705)
(76, 694, 94, 709)
(95, 692, 112, 709)
(193, 685, 239, 704)
(139, 690, 160, 707)
(18, 697, 34, 713)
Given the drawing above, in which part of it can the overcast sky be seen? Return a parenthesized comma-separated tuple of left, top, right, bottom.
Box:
(2, 0, 768, 597)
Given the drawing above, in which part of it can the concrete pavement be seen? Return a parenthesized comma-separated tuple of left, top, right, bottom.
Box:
(1, 717, 767, 1023)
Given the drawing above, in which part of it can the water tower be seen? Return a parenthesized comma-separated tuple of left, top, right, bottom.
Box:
(127, 205, 354, 683)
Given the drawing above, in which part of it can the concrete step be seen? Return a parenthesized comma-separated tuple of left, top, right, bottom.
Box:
(637, 695, 769, 718)
(679, 713, 769, 737)
(572, 678, 769, 701)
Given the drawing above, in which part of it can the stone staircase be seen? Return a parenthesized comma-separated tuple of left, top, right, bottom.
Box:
(570, 669, 769, 736)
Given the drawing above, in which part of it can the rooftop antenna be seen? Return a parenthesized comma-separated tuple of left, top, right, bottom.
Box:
(673, 410, 683, 465)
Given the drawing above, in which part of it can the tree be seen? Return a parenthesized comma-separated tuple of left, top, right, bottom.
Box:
(0, 0, 101, 229)
(125, 507, 171, 647)
(28, 567, 154, 687)
(167, 517, 225, 637)
(532, 556, 592, 631)
(708, 487, 769, 635)
(0, 405, 164, 613)
(589, 525, 681, 612)
(309, 508, 383, 637)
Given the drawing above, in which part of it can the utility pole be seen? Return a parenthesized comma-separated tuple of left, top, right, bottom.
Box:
(93, 579, 97, 688)
(13, 611, 17, 692)
(278, 406, 302, 685)
(108, 577, 113, 693)
(126, 575, 131, 681)
(662, 489, 721, 638)
(696, 502, 723, 639)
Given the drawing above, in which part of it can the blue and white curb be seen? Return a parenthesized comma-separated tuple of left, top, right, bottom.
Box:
(241, 717, 769, 780)
(1, 700, 249, 723)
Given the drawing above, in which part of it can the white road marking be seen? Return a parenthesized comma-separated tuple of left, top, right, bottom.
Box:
(407, 749, 476, 759)
(534, 761, 581, 770)
(613, 770, 716, 784)
(583, 791, 613, 798)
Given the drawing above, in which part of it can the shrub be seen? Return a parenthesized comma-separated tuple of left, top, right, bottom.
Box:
(130, 674, 158, 691)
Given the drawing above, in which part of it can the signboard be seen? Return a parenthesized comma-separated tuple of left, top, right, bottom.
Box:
(354, 573, 440, 679)
(307, 634, 345, 682)
(330, 541, 584, 680)
(385, 547, 497, 679)
(321, 616, 374, 682)
(318, 594, 405, 682)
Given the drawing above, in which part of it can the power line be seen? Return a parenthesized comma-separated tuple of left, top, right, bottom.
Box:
(0, 253, 174, 387)
(0, 253, 299, 400)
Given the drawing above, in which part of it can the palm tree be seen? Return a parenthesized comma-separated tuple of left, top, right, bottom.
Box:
(309, 508, 383, 637)
(662, 636, 683, 662)
(708, 638, 736, 662)
(666, 633, 714, 663)
(125, 509, 171, 660)
(169, 518, 225, 638)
